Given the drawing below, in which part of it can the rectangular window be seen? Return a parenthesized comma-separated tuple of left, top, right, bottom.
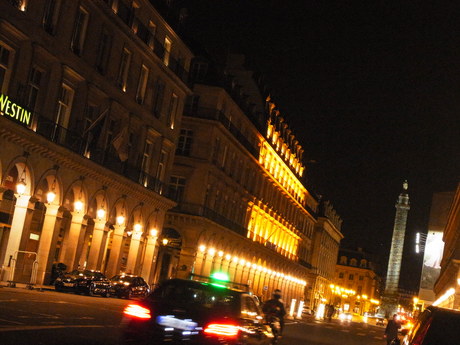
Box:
(148, 21, 156, 49)
(42, 0, 61, 35)
(156, 150, 167, 182)
(25, 67, 43, 111)
(163, 37, 172, 66)
(348, 274, 354, 280)
(0, 44, 12, 92)
(141, 140, 153, 173)
(96, 31, 112, 75)
(117, 48, 131, 91)
(136, 65, 149, 104)
(84, 104, 99, 133)
(152, 79, 165, 117)
(176, 129, 193, 156)
(71, 7, 89, 56)
(167, 93, 178, 129)
(169, 176, 186, 202)
(55, 83, 74, 129)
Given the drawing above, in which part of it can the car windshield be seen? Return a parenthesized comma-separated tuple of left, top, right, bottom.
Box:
(150, 281, 239, 313)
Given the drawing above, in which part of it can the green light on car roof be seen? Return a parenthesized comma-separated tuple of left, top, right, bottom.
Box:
(210, 272, 229, 282)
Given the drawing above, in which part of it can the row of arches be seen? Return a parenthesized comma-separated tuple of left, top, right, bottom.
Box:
(0, 151, 166, 286)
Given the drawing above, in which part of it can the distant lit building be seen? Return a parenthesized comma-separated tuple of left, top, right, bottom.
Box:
(433, 182, 460, 309)
(308, 200, 343, 310)
(0, 1, 192, 285)
(334, 247, 381, 314)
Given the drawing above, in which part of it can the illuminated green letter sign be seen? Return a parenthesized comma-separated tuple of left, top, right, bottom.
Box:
(0, 93, 33, 127)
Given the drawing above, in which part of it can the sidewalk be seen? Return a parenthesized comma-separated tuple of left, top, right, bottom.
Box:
(0, 280, 54, 291)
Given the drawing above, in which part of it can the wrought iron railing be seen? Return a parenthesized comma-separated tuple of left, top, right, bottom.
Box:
(33, 115, 168, 196)
(170, 202, 247, 237)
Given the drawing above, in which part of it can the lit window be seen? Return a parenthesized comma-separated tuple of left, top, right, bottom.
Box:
(163, 37, 172, 66)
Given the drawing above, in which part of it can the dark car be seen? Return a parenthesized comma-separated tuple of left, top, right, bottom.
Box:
(54, 269, 110, 296)
(402, 306, 460, 345)
(120, 277, 274, 345)
(109, 274, 150, 299)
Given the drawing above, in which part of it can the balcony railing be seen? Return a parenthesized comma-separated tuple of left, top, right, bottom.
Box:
(183, 107, 259, 158)
(33, 115, 168, 197)
(170, 202, 247, 237)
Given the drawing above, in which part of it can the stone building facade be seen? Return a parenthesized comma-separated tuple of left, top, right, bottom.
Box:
(334, 248, 381, 315)
(159, 53, 343, 311)
(0, 0, 192, 285)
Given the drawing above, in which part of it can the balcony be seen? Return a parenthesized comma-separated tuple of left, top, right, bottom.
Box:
(32, 115, 168, 197)
(170, 202, 247, 237)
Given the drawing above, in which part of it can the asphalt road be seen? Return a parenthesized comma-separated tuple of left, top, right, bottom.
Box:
(280, 317, 386, 345)
(0, 286, 130, 345)
(0, 286, 386, 345)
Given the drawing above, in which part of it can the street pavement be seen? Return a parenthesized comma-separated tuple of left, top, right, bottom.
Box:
(0, 284, 386, 345)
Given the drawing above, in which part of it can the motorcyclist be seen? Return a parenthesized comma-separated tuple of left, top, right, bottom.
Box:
(262, 289, 286, 336)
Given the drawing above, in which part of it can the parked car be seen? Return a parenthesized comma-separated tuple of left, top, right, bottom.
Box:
(109, 274, 150, 299)
(302, 306, 313, 316)
(120, 277, 274, 344)
(339, 312, 353, 322)
(401, 306, 460, 345)
(54, 269, 110, 296)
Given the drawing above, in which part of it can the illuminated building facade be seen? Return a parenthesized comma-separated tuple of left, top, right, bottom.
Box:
(418, 191, 453, 306)
(162, 54, 326, 307)
(432, 182, 460, 309)
(0, 0, 192, 285)
(334, 248, 381, 314)
(308, 200, 343, 310)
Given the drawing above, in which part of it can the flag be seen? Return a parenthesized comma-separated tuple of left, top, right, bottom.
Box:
(112, 126, 130, 162)
(84, 108, 108, 154)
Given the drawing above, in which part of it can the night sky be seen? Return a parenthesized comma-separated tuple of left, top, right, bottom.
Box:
(179, 0, 460, 291)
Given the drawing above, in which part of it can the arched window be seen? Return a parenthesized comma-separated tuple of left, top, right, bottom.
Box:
(360, 259, 367, 268)
(350, 258, 357, 266)
(340, 256, 347, 265)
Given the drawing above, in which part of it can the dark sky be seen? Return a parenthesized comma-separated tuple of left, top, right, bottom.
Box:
(180, 0, 460, 290)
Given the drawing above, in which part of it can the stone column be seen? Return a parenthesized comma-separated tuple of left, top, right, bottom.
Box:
(60, 212, 85, 271)
(105, 224, 125, 277)
(175, 246, 196, 280)
(126, 232, 142, 274)
(2, 195, 34, 282)
(140, 235, 158, 284)
(36, 204, 61, 285)
(86, 220, 107, 270)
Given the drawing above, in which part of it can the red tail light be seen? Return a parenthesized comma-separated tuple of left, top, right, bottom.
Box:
(123, 304, 151, 319)
(204, 323, 239, 337)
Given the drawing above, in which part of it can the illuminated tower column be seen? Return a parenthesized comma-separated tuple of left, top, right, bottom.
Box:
(385, 181, 410, 294)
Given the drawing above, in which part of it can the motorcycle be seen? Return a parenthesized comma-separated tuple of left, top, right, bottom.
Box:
(266, 314, 281, 344)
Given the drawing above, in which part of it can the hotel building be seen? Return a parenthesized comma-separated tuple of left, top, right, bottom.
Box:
(0, 0, 192, 285)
